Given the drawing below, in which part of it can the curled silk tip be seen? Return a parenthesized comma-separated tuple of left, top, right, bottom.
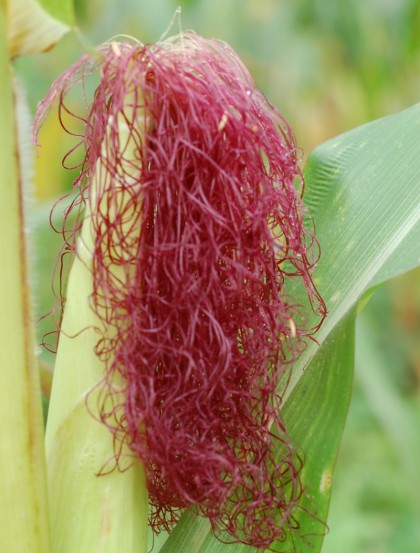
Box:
(35, 31, 326, 549)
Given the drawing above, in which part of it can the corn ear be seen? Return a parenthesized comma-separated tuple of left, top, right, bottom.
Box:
(0, 6, 51, 553)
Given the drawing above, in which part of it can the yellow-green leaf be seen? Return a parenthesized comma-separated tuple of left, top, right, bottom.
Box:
(7, 0, 75, 58)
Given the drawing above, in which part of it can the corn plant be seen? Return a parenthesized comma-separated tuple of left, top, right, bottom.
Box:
(1, 1, 419, 553)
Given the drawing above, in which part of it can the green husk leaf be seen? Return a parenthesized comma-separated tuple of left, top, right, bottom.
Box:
(45, 98, 149, 552)
(45, 200, 149, 553)
(48, 397, 148, 553)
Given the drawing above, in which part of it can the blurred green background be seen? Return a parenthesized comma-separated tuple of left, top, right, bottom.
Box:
(13, 1, 420, 552)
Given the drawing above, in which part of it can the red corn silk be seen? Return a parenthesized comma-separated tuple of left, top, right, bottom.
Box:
(35, 32, 326, 549)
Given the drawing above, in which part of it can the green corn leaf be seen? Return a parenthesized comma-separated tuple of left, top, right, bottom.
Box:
(156, 104, 420, 552)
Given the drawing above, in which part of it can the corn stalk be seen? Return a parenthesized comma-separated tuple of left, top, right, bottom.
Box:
(0, 4, 50, 551)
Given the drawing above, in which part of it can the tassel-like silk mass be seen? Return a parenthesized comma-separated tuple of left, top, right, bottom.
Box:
(35, 32, 326, 549)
